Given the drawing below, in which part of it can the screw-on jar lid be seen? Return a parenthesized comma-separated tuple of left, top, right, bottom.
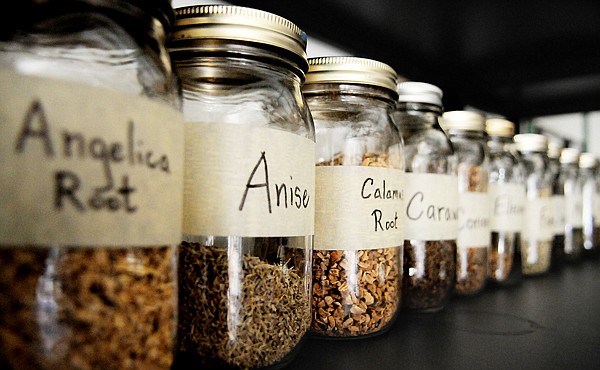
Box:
(441, 110, 485, 132)
(304, 56, 398, 96)
(396, 81, 443, 106)
(547, 140, 564, 159)
(514, 133, 548, 152)
(169, 5, 308, 73)
(579, 152, 598, 168)
(485, 118, 515, 137)
(559, 147, 581, 164)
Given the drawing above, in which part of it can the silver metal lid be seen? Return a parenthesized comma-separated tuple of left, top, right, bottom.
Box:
(514, 133, 548, 152)
(441, 110, 485, 132)
(579, 152, 598, 168)
(396, 81, 443, 106)
(559, 147, 580, 164)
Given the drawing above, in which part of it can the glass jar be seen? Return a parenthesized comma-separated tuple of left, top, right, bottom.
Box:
(168, 5, 314, 369)
(558, 147, 584, 263)
(485, 118, 526, 286)
(580, 152, 599, 258)
(514, 134, 553, 276)
(547, 139, 565, 271)
(392, 82, 457, 312)
(441, 111, 491, 296)
(0, 2, 183, 370)
(304, 56, 403, 338)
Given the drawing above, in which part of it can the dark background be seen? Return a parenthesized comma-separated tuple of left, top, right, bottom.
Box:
(228, 0, 600, 124)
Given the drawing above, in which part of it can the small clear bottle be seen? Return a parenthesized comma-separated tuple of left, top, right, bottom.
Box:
(485, 118, 526, 286)
(0, 2, 183, 369)
(580, 152, 599, 258)
(392, 82, 457, 312)
(304, 56, 403, 338)
(558, 147, 584, 263)
(547, 140, 565, 271)
(514, 134, 554, 276)
(169, 5, 314, 368)
(442, 111, 491, 296)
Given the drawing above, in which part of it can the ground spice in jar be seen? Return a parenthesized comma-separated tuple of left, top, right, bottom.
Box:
(177, 242, 311, 369)
(402, 240, 456, 310)
(0, 246, 177, 370)
(521, 240, 552, 275)
(311, 152, 401, 337)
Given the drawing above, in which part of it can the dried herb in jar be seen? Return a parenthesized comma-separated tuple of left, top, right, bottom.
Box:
(0, 246, 177, 370)
(177, 242, 311, 369)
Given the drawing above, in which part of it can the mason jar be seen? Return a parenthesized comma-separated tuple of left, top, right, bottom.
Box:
(547, 140, 565, 271)
(168, 5, 314, 369)
(558, 147, 584, 263)
(514, 134, 553, 276)
(441, 111, 491, 296)
(485, 118, 526, 286)
(580, 152, 599, 258)
(0, 1, 183, 370)
(392, 82, 457, 312)
(304, 56, 403, 338)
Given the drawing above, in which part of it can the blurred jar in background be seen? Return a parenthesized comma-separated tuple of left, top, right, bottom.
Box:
(485, 118, 526, 286)
(579, 152, 599, 258)
(514, 134, 553, 276)
(442, 111, 491, 296)
(547, 140, 565, 271)
(393, 81, 457, 312)
(558, 147, 584, 263)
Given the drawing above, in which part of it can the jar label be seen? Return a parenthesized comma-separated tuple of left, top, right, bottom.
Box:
(565, 190, 583, 227)
(403, 173, 458, 240)
(523, 197, 554, 242)
(0, 69, 184, 246)
(457, 192, 491, 248)
(489, 182, 526, 232)
(183, 123, 315, 237)
(552, 195, 566, 234)
(314, 166, 404, 250)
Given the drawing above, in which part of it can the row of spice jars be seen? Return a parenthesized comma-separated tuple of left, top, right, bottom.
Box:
(3, 2, 600, 370)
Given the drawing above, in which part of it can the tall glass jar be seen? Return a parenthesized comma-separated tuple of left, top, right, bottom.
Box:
(514, 134, 553, 276)
(547, 140, 565, 271)
(485, 118, 526, 286)
(441, 111, 491, 296)
(0, 2, 183, 370)
(304, 56, 403, 338)
(580, 152, 599, 258)
(392, 82, 457, 312)
(558, 147, 584, 263)
(168, 5, 314, 369)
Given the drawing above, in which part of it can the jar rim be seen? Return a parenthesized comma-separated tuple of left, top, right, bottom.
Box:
(168, 5, 308, 74)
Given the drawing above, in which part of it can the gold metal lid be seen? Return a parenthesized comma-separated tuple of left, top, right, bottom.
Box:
(441, 110, 485, 132)
(304, 56, 398, 94)
(169, 5, 308, 72)
(514, 133, 548, 152)
(485, 118, 515, 137)
(579, 152, 598, 168)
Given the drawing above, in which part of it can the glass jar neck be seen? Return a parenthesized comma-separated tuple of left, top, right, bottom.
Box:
(169, 40, 307, 81)
(172, 54, 303, 93)
(302, 83, 397, 108)
(393, 102, 442, 129)
(447, 129, 485, 141)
